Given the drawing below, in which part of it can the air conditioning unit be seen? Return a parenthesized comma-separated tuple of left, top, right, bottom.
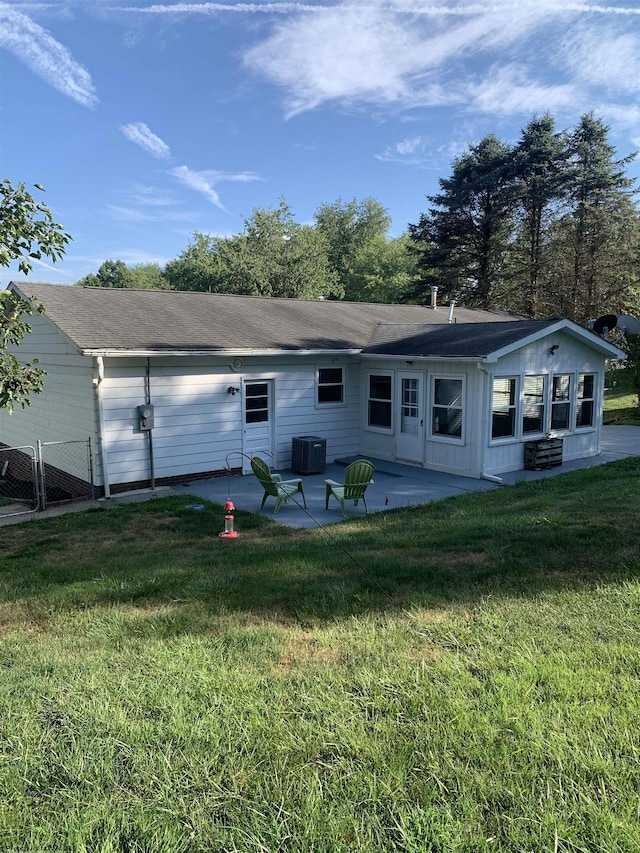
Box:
(292, 436, 326, 474)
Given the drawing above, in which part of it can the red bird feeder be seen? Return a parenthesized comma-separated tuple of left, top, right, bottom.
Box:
(219, 499, 239, 539)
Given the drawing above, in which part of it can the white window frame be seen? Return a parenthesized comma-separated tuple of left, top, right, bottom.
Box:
(366, 371, 394, 434)
(430, 374, 465, 444)
(490, 376, 518, 443)
(575, 373, 596, 431)
(521, 374, 546, 439)
(316, 365, 346, 408)
(550, 373, 572, 434)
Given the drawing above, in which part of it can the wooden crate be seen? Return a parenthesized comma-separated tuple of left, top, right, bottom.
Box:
(524, 438, 563, 470)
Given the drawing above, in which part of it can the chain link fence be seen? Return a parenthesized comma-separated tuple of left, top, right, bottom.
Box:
(0, 439, 94, 519)
(0, 445, 38, 518)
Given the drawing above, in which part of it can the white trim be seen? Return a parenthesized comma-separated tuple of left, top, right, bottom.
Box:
(315, 365, 347, 409)
(365, 370, 394, 434)
(429, 374, 466, 445)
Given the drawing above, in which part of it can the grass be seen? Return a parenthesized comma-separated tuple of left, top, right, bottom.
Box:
(604, 368, 640, 425)
(1, 459, 640, 851)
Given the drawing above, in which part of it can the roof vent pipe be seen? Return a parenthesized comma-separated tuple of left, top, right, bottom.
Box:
(448, 301, 456, 324)
(431, 286, 438, 310)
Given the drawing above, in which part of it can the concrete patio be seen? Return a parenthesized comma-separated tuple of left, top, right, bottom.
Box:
(176, 425, 640, 529)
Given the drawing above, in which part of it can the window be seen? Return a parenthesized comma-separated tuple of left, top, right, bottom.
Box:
(522, 375, 545, 435)
(244, 382, 269, 424)
(551, 374, 571, 430)
(432, 377, 463, 439)
(491, 377, 517, 439)
(317, 367, 344, 405)
(576, 373, 595, 428)
(368, 374, 392, 429)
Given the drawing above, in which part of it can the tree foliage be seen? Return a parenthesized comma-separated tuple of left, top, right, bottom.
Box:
(408, 135, 515, 309)
(76, 260, 168, 289)
(343, 234, 419, 303)
(409, 114, 640, 321)
(0, 179, 71, 274)
(0, 292, 46, 412)
(165, 200, 341, 299)
(0, 179, 71, 411)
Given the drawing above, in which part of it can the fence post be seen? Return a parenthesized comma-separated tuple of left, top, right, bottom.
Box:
(87, 437, 95, 500)
(36, 439, 47, 511)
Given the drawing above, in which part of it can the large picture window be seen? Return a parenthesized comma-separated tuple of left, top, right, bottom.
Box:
(317, 367, 344, 405)
(522, 375, 545, 435)
(432, 377, 463, 439)
(491, 377, 517, 439)
(368, 374, 392, 429)
(576, 373, 595, 428)
(551, 374, 571, 430)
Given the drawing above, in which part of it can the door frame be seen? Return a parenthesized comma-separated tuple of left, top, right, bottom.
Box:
(395, 370, 426, 465)
(241, 377, 276, 473)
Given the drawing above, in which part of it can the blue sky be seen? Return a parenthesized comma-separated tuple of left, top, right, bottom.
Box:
(2, 0, 640, 287)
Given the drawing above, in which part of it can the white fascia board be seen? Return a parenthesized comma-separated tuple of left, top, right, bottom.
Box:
(81, 348, 362, 358)
(485, 319, 626, 363)
(358, 353, 485, 363)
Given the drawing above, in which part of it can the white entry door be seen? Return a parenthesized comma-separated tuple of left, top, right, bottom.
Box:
(242, 380, 274, 473)
(396, 372, 425, 464)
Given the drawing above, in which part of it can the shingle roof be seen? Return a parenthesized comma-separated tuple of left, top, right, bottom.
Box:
(363, 320, 557, 357)
(11, 283, 526, 354)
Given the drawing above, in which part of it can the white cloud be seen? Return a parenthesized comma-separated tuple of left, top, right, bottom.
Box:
(112, 2, 324, 15)
(168, 165, 262, 209)
(467, 64, 578, 116)
(0, 5, 98, 107)
(241, 0, 640, 120)
(106, 204, 196, 223)
(376, 136, 433, 165)
(120, 122, 172, 159)
(561, 27, 640, 95)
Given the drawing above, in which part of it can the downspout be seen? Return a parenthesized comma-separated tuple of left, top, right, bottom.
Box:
(145, 358, 155, 490)
(94, 356, 111, 499)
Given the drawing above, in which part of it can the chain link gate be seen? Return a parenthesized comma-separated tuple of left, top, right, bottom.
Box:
(38, 438, 95, 509)
(0, 439, 95, 518)
(0, 445, 39, 518)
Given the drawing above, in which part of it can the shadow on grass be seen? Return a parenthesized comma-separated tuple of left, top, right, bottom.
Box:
(1, 458, 639, 626)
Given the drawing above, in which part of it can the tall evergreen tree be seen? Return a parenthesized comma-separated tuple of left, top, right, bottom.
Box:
(408, 135, 515, 309)
(510, 114, 569, 317)
(562, 113, 637, 323)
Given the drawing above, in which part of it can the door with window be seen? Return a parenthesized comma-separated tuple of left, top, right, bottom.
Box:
(242, 380, 274, 473)
(396, 372, 425, 463)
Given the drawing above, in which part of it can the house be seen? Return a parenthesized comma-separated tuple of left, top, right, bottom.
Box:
(1, 282, 625, 497)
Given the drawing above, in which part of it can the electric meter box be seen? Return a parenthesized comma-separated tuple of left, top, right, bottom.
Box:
(137, 404, 155, 431)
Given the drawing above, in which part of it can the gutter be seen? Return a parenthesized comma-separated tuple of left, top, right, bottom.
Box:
(358, 353, 488, 363)
(94, 356, 111, 499)
(81, 348, 363, 358)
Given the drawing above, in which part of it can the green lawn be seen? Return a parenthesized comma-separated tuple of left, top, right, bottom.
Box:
(604, 368, 640, 425)
(1, 459, 639, 852)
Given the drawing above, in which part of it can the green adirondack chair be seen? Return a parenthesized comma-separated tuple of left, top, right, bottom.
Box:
(325, 459, 375, 518)
(250, 456, 307, 513)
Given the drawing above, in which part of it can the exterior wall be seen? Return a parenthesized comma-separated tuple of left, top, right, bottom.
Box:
(483, 331, 605, 476)
(0, 313, 96, 481)
(358, 330, 608, 479)
(1, 316, 610, 491)
(99, 354, 360, 485)
(358, 358, 486, 478)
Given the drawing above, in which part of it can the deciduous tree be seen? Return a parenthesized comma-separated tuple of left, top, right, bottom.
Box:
(0, 180, 71, 411)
